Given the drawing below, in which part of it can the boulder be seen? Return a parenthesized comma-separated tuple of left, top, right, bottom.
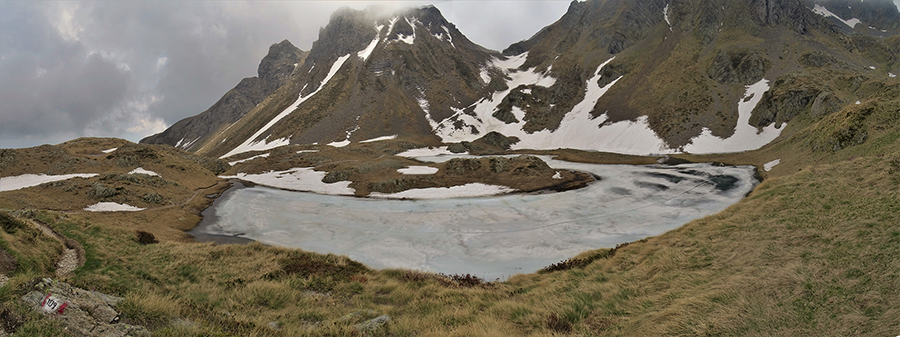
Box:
(20, 278, 150, 337)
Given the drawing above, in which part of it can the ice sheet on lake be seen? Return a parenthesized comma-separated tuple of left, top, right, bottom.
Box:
(198, 157, 757, 280)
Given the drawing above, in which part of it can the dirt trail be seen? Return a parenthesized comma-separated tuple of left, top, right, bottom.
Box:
(30, 218, 85, 276)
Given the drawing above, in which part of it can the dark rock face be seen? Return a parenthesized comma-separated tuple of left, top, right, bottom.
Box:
(140, 40, 306, 150)
(750, 75, 823, 128)
(749, 0, 819, 33)
(708, 50, 769, 85)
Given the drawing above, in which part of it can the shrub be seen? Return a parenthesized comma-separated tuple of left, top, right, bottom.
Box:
(546, 313, 572, 333)
(135, 230, 158, 245)
(0, 213, 24, 234)
(141, 193, 163, 204)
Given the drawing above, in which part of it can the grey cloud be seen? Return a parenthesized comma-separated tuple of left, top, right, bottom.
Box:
(0, 1, 568, 149)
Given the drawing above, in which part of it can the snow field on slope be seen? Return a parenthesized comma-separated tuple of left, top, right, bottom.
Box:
(433, 57, 674, 155)
(220, 168, 354, 195)
(221, 53, 354, 159)
(397, 166, 439, 175)
(1, 173, 99, 192)
(360, 135, 398, 143)
(84, 202, 146, 212)
(764, 159, 781, 171)
(811, 4, 862, 28)
(228, 153, 270, 166)
(128, 167, 160, 176)
(682, 79, 784, 154)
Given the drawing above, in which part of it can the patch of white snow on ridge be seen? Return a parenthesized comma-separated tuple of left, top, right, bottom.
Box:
(763, 159, 781, 171)
(552, 171, 562, 179)
(432, 57, 674, 155)
(1, 173, 98, 192)
(221, 53, 353, 159)
(181, 137, 201, 150)
(360, 135, 397, 143)
(358, 36, 380, 61)
(128, 167, 159, 176)
(297, 150, 319, 154)
(327, 140, 351, 148)
(683, 79, 783, 154)
(396, 146, 454, 158)
(84, 202, 145, 212)
(479, 67, 491, 84)
(101, 147, 117, 153)
(221, 168, 354, 195)
(398, 166, 439, 175)
(869, 65, 876, 69)
(812, 4, 861, 28)
(664, 4, 672, 30)
(174, 138, 185, 148)
(228, 153, 270, 166)
(396, 17, 416, 44)
(370, 183, 514, 199)
(357, 23, 383, 61)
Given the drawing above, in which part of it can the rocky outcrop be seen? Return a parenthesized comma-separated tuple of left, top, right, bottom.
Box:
(20, 278, 151, 337)
(708, 49, 769, 85)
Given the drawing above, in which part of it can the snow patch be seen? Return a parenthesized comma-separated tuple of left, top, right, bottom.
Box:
(664, 4, 672, 30)
(101, 147, 117, 153)
(327, 140, 351, 148)
(479, 67, 491, 83)
(360, 135, 397, 143)
(552, 171, 562, 179)
(357, 36, 380, 61)
(856, 100, 861, 105)
(1, 173, 98, 192)
(396, 146, 454, 158)
(297, 150, 319, 154)
(84, 202, 145, 212)
(221, 53, 352, 159)
(869, 65, 876, 69)
(128, 167, 159, 176)
(812, 4, 862, 28)
(890, 73, 897, 78)
(398, 166, 439, 175)
(221, 168, 354, 195)
(370, 183, 514, 199)
(683, 79, 784, 154)
(763, 159, 781, 171)
(228, 153, 270, 166)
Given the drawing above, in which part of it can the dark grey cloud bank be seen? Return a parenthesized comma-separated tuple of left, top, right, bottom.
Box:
(0, 1, 570, 149)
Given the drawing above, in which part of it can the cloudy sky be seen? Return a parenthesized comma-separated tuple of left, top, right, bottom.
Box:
(0, 1, 572, 149)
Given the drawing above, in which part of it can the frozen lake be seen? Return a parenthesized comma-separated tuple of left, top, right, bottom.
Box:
(192, 156, 758, 280)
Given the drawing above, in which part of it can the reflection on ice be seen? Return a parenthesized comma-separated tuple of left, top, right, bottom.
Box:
(194, 157, 758, 280)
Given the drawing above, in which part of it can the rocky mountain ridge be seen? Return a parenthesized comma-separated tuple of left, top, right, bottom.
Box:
(140, 0, 899, 158)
